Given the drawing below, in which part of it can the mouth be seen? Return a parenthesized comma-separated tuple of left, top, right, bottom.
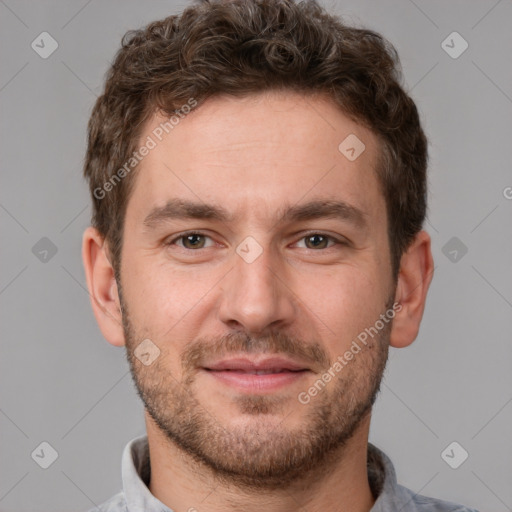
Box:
(201, 356, 311, 393)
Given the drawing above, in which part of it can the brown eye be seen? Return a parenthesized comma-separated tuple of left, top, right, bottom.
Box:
(181, 233, 206, 249)
(167, 232, 213, 250)
(304, 234, 330, 249)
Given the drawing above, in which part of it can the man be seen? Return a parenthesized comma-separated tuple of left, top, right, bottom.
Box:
(82, 0, 479, 510)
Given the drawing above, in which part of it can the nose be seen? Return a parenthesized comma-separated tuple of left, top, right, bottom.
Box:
(218, 243, 296, 335)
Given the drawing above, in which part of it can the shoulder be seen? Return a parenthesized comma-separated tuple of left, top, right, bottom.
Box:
(394, 483, 480, 512)
(368, 443, 479, 512)
(85, 491, 127, 512)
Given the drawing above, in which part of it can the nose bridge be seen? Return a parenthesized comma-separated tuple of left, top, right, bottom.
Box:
(218, 239, 294, 333)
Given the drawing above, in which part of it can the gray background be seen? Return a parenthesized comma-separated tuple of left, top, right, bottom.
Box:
(0, 0, 511, 511)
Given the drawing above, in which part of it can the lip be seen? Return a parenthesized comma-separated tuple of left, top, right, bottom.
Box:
(204, 356, 309, 372)
(202, 356, 311, 393)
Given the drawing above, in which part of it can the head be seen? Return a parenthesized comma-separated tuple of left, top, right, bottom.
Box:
(82, 0, 433, 489)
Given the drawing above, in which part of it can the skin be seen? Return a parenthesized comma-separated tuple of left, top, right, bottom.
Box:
(83, 91, 434, 512)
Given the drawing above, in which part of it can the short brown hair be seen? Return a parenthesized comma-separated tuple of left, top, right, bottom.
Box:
(84, 0, 428, 279)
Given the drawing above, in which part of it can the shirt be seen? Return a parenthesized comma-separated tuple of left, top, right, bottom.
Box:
(89, 435, 479, 512)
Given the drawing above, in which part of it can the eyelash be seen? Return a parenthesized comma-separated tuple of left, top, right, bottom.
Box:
(166, 231, 347, 250)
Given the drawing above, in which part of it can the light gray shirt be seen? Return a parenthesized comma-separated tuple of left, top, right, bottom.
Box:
(88, 435, 479, 512)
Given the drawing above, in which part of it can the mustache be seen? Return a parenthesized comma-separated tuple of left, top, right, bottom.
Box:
(181, 331, 331, 373)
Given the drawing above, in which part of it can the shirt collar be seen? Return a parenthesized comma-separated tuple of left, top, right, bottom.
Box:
(122, 435, 172, 511)
(121, 435, 402, 511)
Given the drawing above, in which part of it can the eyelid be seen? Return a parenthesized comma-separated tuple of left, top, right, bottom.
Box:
(291, 231, 347, 249)
(166, 231, 216, 248)
(165, 230, 349, 250)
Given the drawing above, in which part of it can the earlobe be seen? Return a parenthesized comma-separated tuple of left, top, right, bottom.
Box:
(389, 230, 434, 349)
(82, 226, 126, 347)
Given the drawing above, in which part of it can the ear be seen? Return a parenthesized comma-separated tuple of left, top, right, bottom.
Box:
(390, 230, 434, 348)
(82, 226, 125, 347)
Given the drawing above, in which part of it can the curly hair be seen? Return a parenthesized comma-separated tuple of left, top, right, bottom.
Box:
(84, 0, 428, 279)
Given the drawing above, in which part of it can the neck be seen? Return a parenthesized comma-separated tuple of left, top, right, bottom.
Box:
(146, 412, 376, 512)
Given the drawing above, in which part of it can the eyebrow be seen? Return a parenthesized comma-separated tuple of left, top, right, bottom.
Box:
(142, 198, 367, 231)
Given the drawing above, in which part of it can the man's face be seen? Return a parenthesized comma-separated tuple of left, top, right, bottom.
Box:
(119, 91, 395, 487)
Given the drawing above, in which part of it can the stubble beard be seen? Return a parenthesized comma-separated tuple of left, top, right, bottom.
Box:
(120, 289, 391, 490)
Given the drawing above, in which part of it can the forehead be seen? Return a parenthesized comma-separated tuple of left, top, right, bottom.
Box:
(127, 91, 385, 225)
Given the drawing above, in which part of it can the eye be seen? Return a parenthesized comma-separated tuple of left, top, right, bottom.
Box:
(295, 233, 341, 250)
(168, 232, 214, 250)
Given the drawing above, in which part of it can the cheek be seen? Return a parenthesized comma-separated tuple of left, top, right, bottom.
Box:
(299, 264, 390, 347)
(121, 256, 218, 337)
(313, 262, 386, 304)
